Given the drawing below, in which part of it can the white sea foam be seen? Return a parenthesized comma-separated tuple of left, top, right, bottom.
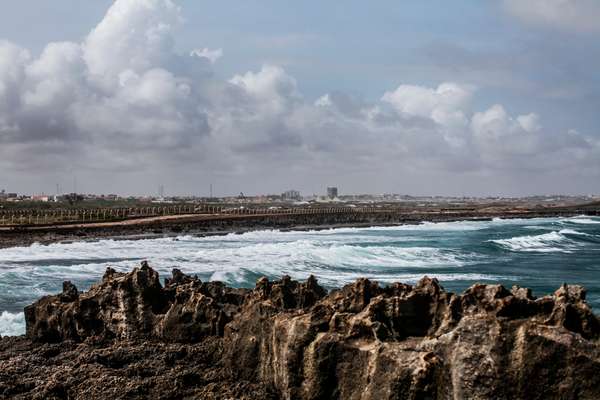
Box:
(489, 231, 577, 253)
(0, 311, 25, 337)
(524, 226, 555, 230)
(214, 218, 502, 236)
(562, 217, 600, 225)
(559, 229, 590, 236)
(202, 242, 479, 285)
(2, 216, 594, 320)
(0, 223, 490, 309)
(194, 220, 492, 237)
(265, 272, 509, 288)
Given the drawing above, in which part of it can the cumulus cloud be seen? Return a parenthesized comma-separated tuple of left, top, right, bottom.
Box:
(0, 0, 598, 195)
(0, 0, 212, 169)
(190, 48, 223, 64)
(230, 65, 298, 109)
(471, 105, 537, 140)
(84, 0, 182, 81)
(382, 83, 473, 129)
(504, 0, 600, 33)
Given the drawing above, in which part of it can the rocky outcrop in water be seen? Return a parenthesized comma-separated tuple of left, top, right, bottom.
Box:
(2, 262, 599, 399)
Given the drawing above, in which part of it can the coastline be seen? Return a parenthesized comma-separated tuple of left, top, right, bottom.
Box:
(0, 208, 594, 249)
(1, 264, 598, 399)
(3, 208, 600, 336)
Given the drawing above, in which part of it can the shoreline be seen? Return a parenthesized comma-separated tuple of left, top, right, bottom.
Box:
(1, 264, 598, 399)
(2, 212, 600, 337)
(0, 211, 594, 249)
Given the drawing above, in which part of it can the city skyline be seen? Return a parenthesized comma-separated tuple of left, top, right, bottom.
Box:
(1, 0, 599, 196)
(1, 186, 598, 201)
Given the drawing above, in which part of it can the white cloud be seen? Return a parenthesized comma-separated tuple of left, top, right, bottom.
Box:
(190, 48, 223, 64)
(516, 113, 541, 133)
(471, 106, 541, 139)
(314, 94, 332, 107)
(229, 64, 299, 115)
(23, 42, 86, 110)
(382, 82, 473, 128)
(0, 0, 599, 194)
(84, 0, 182, 85)
(472, 104, 519, 139)
(504, 0, 600, 33)
(230, 65, 297, 101)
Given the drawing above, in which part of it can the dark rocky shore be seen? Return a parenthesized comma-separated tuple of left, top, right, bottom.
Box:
(1, 262, 599, 399)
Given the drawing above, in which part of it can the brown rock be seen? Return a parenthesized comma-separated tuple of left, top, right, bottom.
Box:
(6, 263, 599, 399)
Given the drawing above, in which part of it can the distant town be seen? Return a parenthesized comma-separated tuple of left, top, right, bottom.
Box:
(1, 187, 598, 209)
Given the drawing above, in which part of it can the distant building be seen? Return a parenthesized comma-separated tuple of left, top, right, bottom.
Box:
(327, 187, 338, 199)
(282, 190, 301, 201)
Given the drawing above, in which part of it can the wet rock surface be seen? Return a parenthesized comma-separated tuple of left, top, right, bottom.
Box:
(1, 262, 599, 399)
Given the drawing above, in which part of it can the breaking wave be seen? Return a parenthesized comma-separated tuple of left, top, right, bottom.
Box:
(0, 311, 25, 337)
(562, 217, 600, 225)
(489, 231, 580, 253)
(1, 215, 599, 335)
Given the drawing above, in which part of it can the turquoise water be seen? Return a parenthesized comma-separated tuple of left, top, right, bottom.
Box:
(1, 216, 599, 336)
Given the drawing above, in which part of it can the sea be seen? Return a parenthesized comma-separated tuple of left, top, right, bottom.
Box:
(1, 215, 599, 336)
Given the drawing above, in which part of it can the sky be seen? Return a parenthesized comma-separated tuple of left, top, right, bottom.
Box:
(0, 0, 599, 197)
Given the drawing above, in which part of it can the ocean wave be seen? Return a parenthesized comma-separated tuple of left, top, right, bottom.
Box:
(0, 311, 25, 337)
(305, 272, 511, 288)
(1, 216, 596, 314)
(0, 232, 481, 303)
(201, 240, 479, 285)
(523, 225, 555, 230)
(195, 219, 496, 237)
(562, 217, 600, 225)
(0, 226, 469, 269)
(209, 268, 509, 288)
(489, 231, 578, 253)
(558, 229, 591, 236)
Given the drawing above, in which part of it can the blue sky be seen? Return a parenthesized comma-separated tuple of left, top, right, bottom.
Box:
(0, 0, 599, 196)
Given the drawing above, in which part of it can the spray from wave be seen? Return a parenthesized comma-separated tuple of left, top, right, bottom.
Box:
(489, 230, 581, 253)
(562, 217, 600, 225)
(0, 311, 25, 337)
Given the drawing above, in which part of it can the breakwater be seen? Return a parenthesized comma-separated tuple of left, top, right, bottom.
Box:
(1, 204, 597, 250)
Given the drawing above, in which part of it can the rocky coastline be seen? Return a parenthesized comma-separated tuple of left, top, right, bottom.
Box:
(1, 262, 599, 399)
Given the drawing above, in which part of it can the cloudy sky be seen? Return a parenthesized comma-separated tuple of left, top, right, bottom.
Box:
(0, 0, 599, 197)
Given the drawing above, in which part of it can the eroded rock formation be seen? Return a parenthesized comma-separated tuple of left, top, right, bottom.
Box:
(2, 262, 599, 399)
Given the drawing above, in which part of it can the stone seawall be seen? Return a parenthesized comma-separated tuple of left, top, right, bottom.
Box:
(1, 208, 593, 249)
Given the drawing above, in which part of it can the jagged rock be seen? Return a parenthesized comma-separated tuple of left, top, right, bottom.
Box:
(60, 281, 79, 302)
(6, 263, 600, 399)
(224, 275, 600, 399)
(25, 261, 167, 342)
(25, 262, 251, 343)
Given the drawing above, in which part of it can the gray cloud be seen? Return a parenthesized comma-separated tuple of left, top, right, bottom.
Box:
(504, 0, 600, 33)
(0, 0, 599, 196)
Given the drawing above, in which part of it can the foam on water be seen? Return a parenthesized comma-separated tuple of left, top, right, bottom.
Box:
(1, 215, 599, 336)
(489, 231, 577, 253)
(559, 229, 591, 236)
(0, 311, 25, 337)
(562, 217, 600, 225)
